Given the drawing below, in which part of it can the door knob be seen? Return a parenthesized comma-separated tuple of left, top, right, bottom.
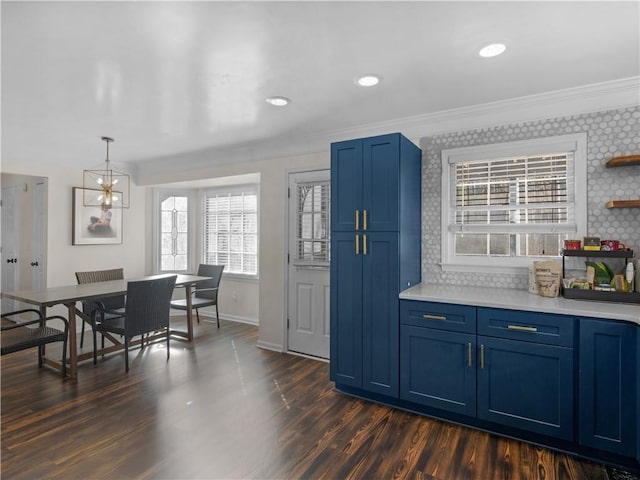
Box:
(6, 258, 17, 263)
(31, 261, 39, 267)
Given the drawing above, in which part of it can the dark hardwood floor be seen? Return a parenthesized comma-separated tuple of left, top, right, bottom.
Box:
(0, 318, 616, 479)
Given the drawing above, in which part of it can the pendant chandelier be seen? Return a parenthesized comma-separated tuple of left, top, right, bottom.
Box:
(83, 136, 130, 208)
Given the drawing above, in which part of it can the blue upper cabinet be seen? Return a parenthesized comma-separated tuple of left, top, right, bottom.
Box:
(330, 133, 422, 397)
(362, 134, 400, 231)
(331, 140, 363, 232)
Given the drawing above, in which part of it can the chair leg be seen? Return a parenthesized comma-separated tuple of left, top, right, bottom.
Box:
(125, 337, 129, 372)
(80, 320, 85, 348)
(196, 308, 200, 323)
(216, 304, 220, 328)
(93, 329, 98, 365)
(166, 329, 170, 359)
(61, 337, 68, 377)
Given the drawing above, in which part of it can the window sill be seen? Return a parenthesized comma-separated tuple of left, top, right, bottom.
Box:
(222, 273, 259, 283)
(440, 261, 545, 276)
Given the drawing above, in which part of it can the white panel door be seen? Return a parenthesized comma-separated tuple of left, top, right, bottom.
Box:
(1, 184, 19, 312)
(287, 170, 330, 359)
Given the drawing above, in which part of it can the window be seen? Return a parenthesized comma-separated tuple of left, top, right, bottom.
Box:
(203, 186, 258, 276)
(159, 194, 190, 272)
(441, 134, 586, 273)
(295, 181, 330, 264)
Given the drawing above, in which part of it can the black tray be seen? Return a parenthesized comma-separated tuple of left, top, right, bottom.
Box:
(561, 248, 634, 258)
(562, 287, 640, 304)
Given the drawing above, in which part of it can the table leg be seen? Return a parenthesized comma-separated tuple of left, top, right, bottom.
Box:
(65, 302, 78, 379)
(185, 285, 194, 341)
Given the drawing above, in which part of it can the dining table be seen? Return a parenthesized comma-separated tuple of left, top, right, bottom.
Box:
(1, 273, 210, 379)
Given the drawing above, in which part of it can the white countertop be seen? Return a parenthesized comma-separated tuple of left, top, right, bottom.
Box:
(400, 283, 640, 325)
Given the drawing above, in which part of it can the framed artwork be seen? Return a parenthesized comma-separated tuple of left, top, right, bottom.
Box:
(72, 187, 123, 245)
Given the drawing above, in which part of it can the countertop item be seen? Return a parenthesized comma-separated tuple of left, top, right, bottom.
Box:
(400, 283, 640, 325)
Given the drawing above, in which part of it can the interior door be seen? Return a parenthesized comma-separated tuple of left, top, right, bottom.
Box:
(1, 184, 19, 312)
(1, 174, 47, 312)
(287, 170, 331, 359)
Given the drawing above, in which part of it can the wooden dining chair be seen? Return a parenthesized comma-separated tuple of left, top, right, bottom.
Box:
(94, 275, 177, 372)
(75, 268, 125, 348)
(170, 264, 224, 327)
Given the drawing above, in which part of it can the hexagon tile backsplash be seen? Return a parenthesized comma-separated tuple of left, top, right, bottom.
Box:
(419, 106, 640, 290)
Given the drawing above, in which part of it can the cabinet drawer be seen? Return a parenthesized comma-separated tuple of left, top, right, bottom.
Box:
(400, 300, 476, 333)
(478, 308, 574, 347)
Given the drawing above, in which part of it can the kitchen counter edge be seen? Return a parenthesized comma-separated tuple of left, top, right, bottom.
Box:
(400, 283, 640, 325)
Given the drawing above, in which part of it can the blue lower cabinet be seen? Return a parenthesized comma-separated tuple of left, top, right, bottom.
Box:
(400, 325, 476, 416)
(579, 318, 637, 457)
(362, 233, 399, 396)
(329, 232, 363, 388)
(477, 336, 574, 440)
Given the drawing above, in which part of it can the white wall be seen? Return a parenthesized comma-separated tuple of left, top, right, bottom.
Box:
(140, 151, 329, 351)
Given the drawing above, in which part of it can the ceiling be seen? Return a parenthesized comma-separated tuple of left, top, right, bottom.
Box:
(2, 1, 639, 182)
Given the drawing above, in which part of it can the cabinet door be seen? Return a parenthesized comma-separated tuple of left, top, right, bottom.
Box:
(329, 232, 363, 387)
(477, 336, 574, 440)
(400, 326, 476, 416)
(331, 139, 363, 232)
(362, 134, 399, 232)
(579, 319, 637, 457)
(362, 232, 399, 396)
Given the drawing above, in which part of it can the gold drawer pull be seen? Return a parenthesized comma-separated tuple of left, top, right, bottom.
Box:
(507, 325, 538, 332)
(467, 343, 472, 367)
(355, 234, 360, 255)
(423, 314, 447, 321)
(355, 210, 360, 230)
(363, 234, 367, 255)
(363, 210, 368, 230)
(480, 344, 485, 369)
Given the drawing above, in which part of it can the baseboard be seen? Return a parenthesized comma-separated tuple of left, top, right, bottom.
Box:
(170, 309, 258, 326)
(256, 340, 284, 353)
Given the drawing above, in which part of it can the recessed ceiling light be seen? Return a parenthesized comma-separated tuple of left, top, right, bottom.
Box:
(479, 43, 506, 58)
(356, 74, 381, 87)
(266, 96, 290, 106)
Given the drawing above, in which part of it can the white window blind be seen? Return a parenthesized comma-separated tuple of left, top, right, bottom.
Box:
(452, 153, 575, 234)
(203, 187, 258, 275)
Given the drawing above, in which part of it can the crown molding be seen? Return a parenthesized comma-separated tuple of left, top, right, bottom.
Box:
(135, 77, 640, 184)
(322, 76, 640, 141)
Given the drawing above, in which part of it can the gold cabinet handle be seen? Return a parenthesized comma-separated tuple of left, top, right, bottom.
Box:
(480, 344, 485, 369)
(363, 210, 368, 230)
(422, 314, 447, 321)
(355, 234, 360, 255)
(467, 343, 472, 367)
(507, 325, 538, 333)
(355, 210, 360, 230)
(363, 234, 367, 255)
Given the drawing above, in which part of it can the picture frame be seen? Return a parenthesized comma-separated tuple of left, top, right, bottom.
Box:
(72, 187, 123, 245)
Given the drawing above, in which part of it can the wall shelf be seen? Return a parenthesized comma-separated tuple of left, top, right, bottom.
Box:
(605, 154, 640, 208)
(606, 200, 640, 209)
(605, 154, 640, 168)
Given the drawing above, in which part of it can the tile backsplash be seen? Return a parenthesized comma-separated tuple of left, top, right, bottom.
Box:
(420, 106, 640, 290)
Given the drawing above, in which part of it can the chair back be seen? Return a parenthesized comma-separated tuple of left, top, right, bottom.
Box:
(75, 268, 125, 311)
(195, 264, 225, 301)
(124, 275, 177, 338)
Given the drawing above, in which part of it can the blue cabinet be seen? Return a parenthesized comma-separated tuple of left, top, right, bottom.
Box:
(477, 336, 574, 440)
(477, 308, 575, 440)
(579, 318, 637, 457)
(401, 325, 476, 416)
(330, 133, 421, 397)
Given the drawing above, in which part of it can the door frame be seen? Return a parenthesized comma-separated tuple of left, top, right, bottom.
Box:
(283, 166, 331, 359)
